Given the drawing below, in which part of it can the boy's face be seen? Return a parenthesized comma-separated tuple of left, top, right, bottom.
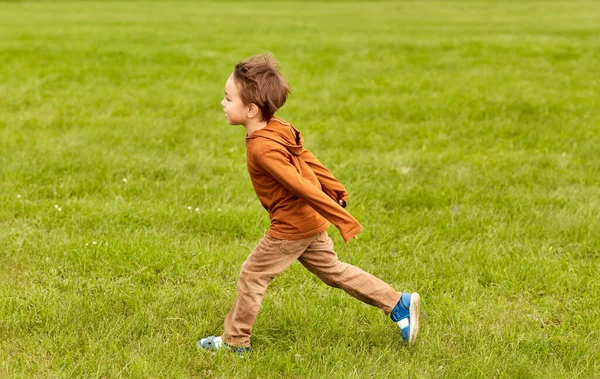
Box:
(221, 73, 248, 126)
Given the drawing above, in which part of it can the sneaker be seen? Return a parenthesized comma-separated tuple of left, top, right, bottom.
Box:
(389, 292, 420, 345)
(197, 336, 249, 355)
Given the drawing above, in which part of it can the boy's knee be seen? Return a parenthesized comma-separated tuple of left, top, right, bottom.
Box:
(323, 262, 351, 282)
(239, 262, 276, 286)
(304, 261, 349, 288)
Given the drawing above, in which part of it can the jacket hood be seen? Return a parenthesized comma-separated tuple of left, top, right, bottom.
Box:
(246, 117, 305, 156)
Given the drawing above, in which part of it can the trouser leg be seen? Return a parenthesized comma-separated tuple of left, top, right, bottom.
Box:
(298, 232, 401, 314)
(222, 234, 312, 347)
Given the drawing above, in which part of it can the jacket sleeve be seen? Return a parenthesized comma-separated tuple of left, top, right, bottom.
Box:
(258, 147, 362, 242)
(300, 149, 349, 204)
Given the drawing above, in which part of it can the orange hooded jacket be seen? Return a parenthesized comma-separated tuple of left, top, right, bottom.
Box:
(245, 117, 362, 242)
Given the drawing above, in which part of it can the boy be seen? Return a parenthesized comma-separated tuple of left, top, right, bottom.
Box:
(198, 54, 420, 353)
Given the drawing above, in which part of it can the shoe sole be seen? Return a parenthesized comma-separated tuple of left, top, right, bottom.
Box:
(409, 292, 420, 345)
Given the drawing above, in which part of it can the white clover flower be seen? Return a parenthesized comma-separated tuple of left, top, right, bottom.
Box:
(58, 208, 62, 212)
(187, 206, 192, 210)
(54, 205, 59, 209)
(123, 178, 128, 183)
(92, 241, 97, 245)
(217, 208, 222, 212)
(195, 207, 200, 212)
(17, 194, 21, 198)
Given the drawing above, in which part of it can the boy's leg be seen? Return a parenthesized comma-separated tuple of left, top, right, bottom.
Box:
(298, 231, 419, 344)
(221, 234, 313, 348)
(298, 232, 401, 314)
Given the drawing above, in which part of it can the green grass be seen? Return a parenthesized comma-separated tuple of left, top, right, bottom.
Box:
(1, 1, 599, 377)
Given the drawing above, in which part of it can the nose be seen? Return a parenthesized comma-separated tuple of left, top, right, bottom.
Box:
(220, 98, 226, 107)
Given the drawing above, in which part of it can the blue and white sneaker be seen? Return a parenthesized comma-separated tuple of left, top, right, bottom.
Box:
(197, 336, 249, 355)
(389, 292, 420, 345)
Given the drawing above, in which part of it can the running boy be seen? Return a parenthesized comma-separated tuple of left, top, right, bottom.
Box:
(198, 54, 420, 353)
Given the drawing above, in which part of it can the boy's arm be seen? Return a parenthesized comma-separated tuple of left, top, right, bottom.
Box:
(258, 147, 362, 242)
(300, 149, 349, 205)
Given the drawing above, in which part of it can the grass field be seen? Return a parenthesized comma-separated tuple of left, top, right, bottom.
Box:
(1, 1, 599, 378)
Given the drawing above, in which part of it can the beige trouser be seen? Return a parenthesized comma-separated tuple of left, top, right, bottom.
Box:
(222, 231, 402, 348)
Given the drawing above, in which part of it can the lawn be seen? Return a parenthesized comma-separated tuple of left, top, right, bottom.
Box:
(1, 1, 599, 378)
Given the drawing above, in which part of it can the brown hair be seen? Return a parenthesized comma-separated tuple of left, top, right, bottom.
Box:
(233, 53, 290, 121)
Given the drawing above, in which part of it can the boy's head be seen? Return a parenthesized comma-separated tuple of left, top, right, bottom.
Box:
(221, 53, 290, 125)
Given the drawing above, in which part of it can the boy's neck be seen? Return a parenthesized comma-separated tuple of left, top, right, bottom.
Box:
(244, 118, 268, 136)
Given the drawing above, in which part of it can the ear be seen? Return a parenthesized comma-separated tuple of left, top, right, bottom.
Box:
(246, 103, 260, 119)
